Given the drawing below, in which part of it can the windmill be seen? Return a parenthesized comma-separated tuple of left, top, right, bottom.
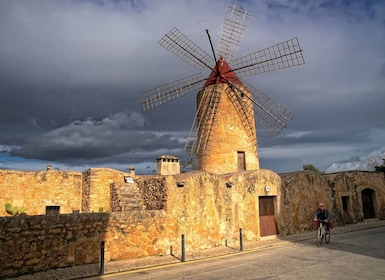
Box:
(141, 4, 304, 174)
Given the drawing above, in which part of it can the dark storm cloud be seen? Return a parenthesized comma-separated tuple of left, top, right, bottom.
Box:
(11, 112, 185, 162)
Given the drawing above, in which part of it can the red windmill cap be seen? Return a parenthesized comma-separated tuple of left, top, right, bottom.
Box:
(203, 57, 242, 88)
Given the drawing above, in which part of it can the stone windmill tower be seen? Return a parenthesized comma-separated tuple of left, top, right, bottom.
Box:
(141, 4, 304, 174)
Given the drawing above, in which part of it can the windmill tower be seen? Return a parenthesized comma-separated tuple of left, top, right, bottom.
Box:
(141, 4, 304, 174)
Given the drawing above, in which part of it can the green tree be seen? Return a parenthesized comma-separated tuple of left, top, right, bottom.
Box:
(303, 164, 320, 173)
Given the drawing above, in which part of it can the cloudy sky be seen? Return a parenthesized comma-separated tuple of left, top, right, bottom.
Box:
(0, 0, 384, 174)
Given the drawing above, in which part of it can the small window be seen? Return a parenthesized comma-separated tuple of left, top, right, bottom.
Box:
(46, 206, 60, 215)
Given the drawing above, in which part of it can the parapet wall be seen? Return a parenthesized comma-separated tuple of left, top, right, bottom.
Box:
(0, 170, 83, 216)
(0, 213, 108, 278)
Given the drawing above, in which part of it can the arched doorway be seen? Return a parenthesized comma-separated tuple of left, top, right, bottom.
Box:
(361, 188, 375, 219)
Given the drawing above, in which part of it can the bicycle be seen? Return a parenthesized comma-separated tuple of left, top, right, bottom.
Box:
(316, 219, 330, 247)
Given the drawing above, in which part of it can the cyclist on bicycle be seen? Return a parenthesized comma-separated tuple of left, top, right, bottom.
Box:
(313, 202, 331, 232)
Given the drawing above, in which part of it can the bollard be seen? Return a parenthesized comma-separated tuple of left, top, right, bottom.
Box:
(239, 228, 243, 251)
(181, 234, 185, 262)
(99, 241, 105, 275)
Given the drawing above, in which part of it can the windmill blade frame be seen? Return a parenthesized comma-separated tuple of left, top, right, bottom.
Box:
(241, 81, 295, 137)
(231, 37, 305, 78)
(224, 83, 257, 145)
(216, 4, 252, 62)
(141, 73, 204, 111)
(158, 27, 214, 70)
(185, 85, 221, 155)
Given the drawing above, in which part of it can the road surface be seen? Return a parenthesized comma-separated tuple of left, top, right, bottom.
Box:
(92, 227, 385, 280)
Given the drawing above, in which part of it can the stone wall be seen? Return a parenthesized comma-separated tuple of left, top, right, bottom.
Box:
(0, 169, 281, 278)
(82, 168, 128, 213)
(326, 171, 385, 221)
(280, 171, 385, 235)
(0, 213, 108, 278)
(1, 166, 384, 278)
(0, 170, 82, 216)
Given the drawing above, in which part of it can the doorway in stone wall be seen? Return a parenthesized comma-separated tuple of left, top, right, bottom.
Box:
(362, 188, 375, 219)
(259, 196, 278, 236)
(341, 196, 353, 224)
(237, 151, 246, 171)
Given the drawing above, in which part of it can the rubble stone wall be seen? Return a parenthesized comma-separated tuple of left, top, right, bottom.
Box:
(0, 170, 82, 216)
(1, 167, 384, 278)
(0, 169, 281, 278)
(0, 213, 108, 278)
(280, 171, 385, 235)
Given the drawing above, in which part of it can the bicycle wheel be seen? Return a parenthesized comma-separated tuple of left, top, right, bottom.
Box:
(325, 231, 331, 244)
(317, 228, 323, 247)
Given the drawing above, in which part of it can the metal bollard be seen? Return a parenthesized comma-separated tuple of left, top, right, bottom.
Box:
(99, 241, 105, 275)
(239, 228, 243, 251)
(181, 234, 185, 262)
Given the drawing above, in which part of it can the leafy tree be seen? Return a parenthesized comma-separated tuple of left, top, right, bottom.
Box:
(366, 151, 385, 173)
(303, 164, 321, 173)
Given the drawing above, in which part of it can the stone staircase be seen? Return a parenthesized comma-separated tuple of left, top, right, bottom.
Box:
(110, 183, 146, 212)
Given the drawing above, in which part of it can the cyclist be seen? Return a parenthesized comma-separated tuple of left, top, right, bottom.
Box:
(313, 202, 331, 232)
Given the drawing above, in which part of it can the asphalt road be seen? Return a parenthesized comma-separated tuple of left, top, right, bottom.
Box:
(95, 227, 385, 280)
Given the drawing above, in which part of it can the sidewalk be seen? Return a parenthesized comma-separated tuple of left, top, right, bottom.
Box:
(11, 219, 385, 280)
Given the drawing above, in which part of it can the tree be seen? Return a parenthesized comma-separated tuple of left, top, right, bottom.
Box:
(366, 151, 385, 173)
(303, 164, 321, 173)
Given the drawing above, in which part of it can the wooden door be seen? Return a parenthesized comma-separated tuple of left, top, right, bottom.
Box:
(362, 189, 375, 219)
(259, 196, 278, 236)
(237, 151, 246, 171)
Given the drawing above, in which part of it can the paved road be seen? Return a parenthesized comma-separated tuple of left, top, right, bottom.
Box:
(96, 227, 385, 280)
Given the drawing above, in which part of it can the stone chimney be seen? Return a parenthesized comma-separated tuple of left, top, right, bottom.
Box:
(156, 155, 180, 175)
(128, 166, 136, 178)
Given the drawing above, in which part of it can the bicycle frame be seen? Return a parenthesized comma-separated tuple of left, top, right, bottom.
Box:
(316, 220, 330, 247)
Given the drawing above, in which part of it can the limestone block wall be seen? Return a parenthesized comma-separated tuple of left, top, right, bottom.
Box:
(280, 171, 385, 235)
(0, 213, 108, 278)
(326, 171, 385, 221)
(4, 166, 384, 278)
(0, 170, 82, 216)
(83, 168, 128, 213)
(279, 171, 334, 235)
(105, 211, 169, 261)
(224, 169, 281, 240)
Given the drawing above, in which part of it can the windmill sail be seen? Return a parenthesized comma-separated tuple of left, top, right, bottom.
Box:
(158, 27, 213, 70)
(186, 85, 222, 154)
(241, 81, 295, 136)
(231, 37, 304, 78)
(141, 73, 204, 111)
(216, 4, 252, 62)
